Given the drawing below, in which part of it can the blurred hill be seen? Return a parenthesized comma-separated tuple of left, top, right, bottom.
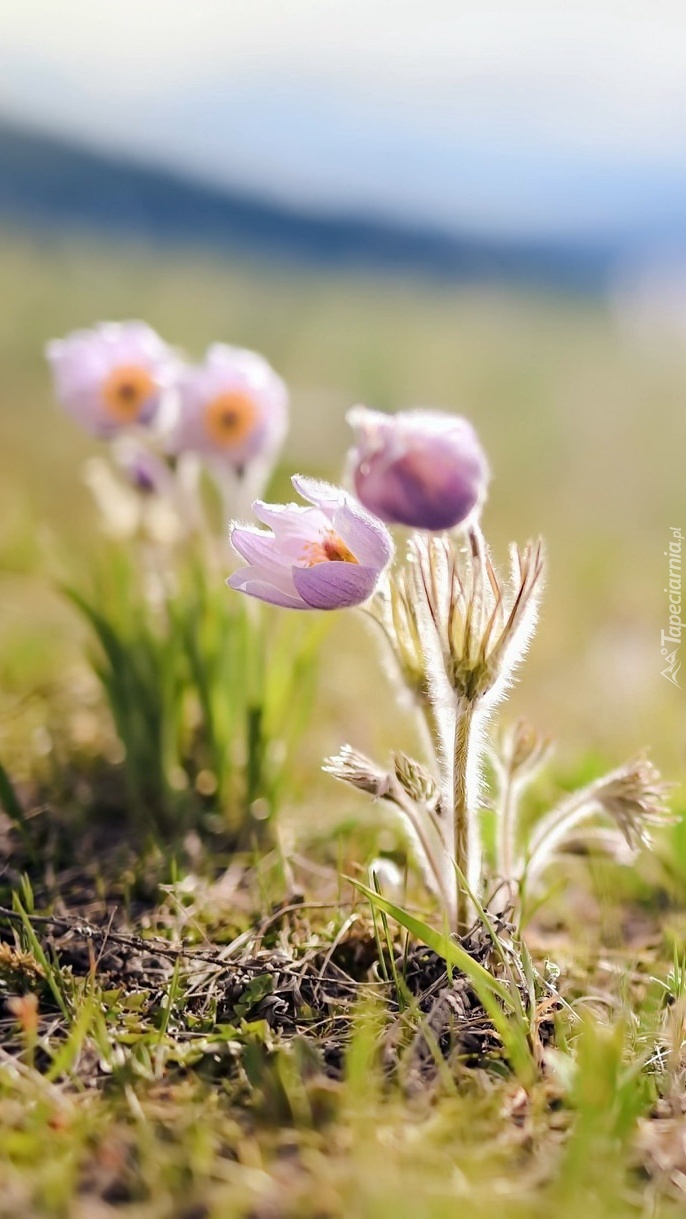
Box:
(0, 119, 613, 289)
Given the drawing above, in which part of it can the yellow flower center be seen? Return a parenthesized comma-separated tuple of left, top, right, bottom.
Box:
(101, 364, 156, 423)
(302, 531, 359, 566)
(204, 391, 258, 447)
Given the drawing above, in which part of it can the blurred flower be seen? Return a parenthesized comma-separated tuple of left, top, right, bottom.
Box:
(172, 344, 288, 469)
(83, 438, 185, 545)
(229, 475, 393, 610)
(113, 436, 176, 498)
(114, 441, 167, 496)
(46, 321, 177, 437)
(494, 719, 552, 786)
(6, 992, 39, 1038)
(347, 406, 489, 531)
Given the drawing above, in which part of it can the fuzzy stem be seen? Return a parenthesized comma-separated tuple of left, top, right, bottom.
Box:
(452, 697, 478, 935)
(391, 783, 455, 928)
(523, 790, 601, 889)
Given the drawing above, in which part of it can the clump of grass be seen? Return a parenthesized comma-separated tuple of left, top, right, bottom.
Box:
(1, 880, 686, 1218)
(64, 544, 322, 846)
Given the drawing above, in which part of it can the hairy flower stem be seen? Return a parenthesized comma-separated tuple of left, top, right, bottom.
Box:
(393, 786, 456, 926)
(452, 697, 479, 935)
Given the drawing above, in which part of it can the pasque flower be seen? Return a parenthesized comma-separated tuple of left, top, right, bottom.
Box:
(347, 406, 489, 531)
(172, 344, 288, 469)
(228, 476, 393, 610)
(407, 529, 543, 932)
(46, 321, 177, 437)
(83, 437, 186, 545)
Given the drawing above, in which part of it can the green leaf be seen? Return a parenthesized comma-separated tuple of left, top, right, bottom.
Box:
(233, 973, 274, 1019)
(11, 895, 70, 1019)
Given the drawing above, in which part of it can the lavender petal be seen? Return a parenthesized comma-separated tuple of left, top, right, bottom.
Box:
(293, 562, 380, 610)
(227, 567, 304, 609)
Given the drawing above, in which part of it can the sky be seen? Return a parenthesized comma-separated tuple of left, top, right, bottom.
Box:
(3, 1, 686, 241)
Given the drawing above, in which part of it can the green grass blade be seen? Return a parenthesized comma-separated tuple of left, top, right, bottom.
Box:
(451, 859, 528, 1023)
(11, 896, 70, 1020)
(351, 879, 534, 1080)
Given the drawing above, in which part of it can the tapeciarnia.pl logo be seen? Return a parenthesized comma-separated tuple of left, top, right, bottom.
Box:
(661, 526, 683, 687)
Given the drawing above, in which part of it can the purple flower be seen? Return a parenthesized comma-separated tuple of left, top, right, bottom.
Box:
(347, 407, 490, 532)
(111, 437, 175, 497)
(46, 322, 177, 438)
(172, 344, 288, 468)
(228, 476, 394, 610)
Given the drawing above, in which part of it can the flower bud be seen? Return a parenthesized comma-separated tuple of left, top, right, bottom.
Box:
(347, 406, 489, 531)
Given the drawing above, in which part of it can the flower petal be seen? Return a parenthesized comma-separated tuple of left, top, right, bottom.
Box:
(333, 498, 394, 568)
(228, 476, 393, 613)
(293, 562, 380, 610)
(291, 475, 342, 521)
(227, 566, 305, 609)
(230, 524, 291, 570)
(252, 501, 329, 553)
(290, 474, 394, 566)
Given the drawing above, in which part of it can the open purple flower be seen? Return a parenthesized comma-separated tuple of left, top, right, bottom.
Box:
(172, 344, 288, 469)
(228, 476, 394, 610)
(347, 406, 489, 531)
(46, 321, 177, 438)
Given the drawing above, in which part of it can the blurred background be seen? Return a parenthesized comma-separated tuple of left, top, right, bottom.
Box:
(1, 0, 685, 787)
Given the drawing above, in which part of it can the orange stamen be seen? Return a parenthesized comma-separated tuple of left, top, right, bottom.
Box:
(301, 531, 359, 566)
(101, 364, 156, 422)
(204, 391, 258, 447)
